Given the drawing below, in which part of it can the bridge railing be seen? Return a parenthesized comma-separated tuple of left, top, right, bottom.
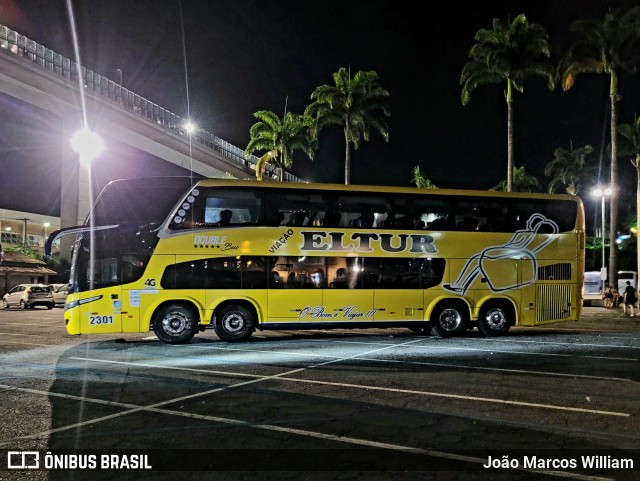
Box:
(0, 24, 302, 183)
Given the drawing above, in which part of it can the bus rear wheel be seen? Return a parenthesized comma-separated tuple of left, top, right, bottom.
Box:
(478, 304, 512, 336)
(153, 304, 198, 344)
(430, 303, 468, 337)
(213, 304, 255, 342)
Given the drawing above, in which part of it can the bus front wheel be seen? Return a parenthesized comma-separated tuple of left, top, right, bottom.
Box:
(477, 303, 513, 336)
(153, 304, 198, 344)
(213, 304, 255, 342)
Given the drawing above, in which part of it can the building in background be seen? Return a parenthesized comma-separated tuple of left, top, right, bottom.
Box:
(0, 209, 60, 257)
(0, 249, 57, 295)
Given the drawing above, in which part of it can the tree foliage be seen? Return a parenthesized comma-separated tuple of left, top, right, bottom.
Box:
(245, 110, 315, 181)
(305, 67, 390, 185)
(561, 5, 640, 286)
(411, 165, 438, 189)
(544, 144, 594, 195)
(460, 13, 554, 192)
(490, 166, 540, 192)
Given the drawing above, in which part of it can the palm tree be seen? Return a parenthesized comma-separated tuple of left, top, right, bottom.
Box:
(615, 116, 640, 282)
(490, 166, 540, 192)
(411, 165, 438, 189)
(561, 5, 640, 288)
(460, 13, 555, 192)
(305, 67, 390, 185)
(544, 144, 594, 195)
(245, 110, 315, 181)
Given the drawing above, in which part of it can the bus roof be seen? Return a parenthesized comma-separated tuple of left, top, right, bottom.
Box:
(193, 178, 582, 203)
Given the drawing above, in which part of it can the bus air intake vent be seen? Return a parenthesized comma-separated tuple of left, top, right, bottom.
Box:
(537, 263, 571, 281)
(536, 285, 571, 323)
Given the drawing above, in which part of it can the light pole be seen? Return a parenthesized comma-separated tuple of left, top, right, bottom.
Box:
(70, 128, 104, 225)
(116, 68, 122, 86)
(593, 187, 612, 293)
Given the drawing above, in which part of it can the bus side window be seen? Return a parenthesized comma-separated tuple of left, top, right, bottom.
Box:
(322, 212, 341, 227)
(269, 271, 283, 288)
(288, 210, 308, 227)
(330, 268, 348, 288)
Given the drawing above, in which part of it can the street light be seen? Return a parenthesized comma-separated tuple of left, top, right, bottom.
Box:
(593, 186, 612, 293)
(70, 128, 104, 163)
(183, 120, 197, 135)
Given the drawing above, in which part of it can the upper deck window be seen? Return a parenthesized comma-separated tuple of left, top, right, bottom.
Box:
(169, 188, 262, 229)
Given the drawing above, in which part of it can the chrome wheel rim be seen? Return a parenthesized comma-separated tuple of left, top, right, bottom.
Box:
(439, 308, 462, 332)
(222, 311, 245, 334)
(485, 308, 507, 330)
(161, 311, 190, 336)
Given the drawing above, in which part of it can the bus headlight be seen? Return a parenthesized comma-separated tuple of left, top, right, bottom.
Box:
(65, 295, 103, 310)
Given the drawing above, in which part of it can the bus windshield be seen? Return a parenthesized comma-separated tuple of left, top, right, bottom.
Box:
(88, 177, 196, 226)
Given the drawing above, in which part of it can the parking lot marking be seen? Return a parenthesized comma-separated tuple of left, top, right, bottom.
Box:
(492, 338, 640, 349)
(0, 340, 62, 347)
(0, 322, 62, 327)
(0, 383, 615, 481)
(70, 356, 630, 417)
(0, 331, 43, 336)
(1, 338, 424, 443)
(183, 344, 638, 382)
(304, 339, 638, 361)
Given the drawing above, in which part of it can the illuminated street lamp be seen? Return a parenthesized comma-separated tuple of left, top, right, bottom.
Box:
(592, 186, 612, 292)
(70, 128, 104, 163)
(183, 121, 197, 136)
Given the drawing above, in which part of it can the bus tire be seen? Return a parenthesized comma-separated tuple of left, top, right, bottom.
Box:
(213, 304, 255, 342)
(430, 302, 468, 337)
(153, 304, 198, 344)
(477, 303, 513, 336)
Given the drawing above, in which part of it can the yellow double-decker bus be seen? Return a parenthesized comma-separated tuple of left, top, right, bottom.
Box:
(51, 178, 585, 344)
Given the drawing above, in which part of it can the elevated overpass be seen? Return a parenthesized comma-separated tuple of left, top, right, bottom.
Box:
(0, 23, 301, 229)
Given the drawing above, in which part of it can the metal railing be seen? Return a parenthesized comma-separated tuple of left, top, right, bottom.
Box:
(0, 23, 302, 183)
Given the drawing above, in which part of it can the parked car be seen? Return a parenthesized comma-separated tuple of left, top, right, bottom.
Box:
(52, 283, 71, 305)
(3, 284, 54, 309)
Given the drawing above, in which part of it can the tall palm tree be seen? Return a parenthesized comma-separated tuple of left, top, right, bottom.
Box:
(411, 165, 438, 189)
(615, 116, 640, 281)
(245, 110, 315, 181)
(544, 144, 594, 195)
(490, 166, 540, 192)
(460, 13, 555, 192)
(561, 5, 640, 288)
(305, 67, 390, 185)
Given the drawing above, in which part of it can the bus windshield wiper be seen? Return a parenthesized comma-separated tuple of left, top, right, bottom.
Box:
(44, 225, 119, 257)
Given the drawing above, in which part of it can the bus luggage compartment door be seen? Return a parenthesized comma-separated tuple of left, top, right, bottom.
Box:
(323, 289, 375, 325)
(268, 288, 322, 325)
(373, 290, 423, 321)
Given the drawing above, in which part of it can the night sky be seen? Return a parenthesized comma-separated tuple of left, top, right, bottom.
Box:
(1, 0, 640, 224)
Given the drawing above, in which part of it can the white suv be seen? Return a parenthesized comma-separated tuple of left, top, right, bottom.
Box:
(2, 284, 54, 309)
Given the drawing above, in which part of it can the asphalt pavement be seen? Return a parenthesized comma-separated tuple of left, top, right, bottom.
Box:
(0, 305, 638, 481)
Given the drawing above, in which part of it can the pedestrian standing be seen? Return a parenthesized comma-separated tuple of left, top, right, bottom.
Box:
(622, 281, 636, 317)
